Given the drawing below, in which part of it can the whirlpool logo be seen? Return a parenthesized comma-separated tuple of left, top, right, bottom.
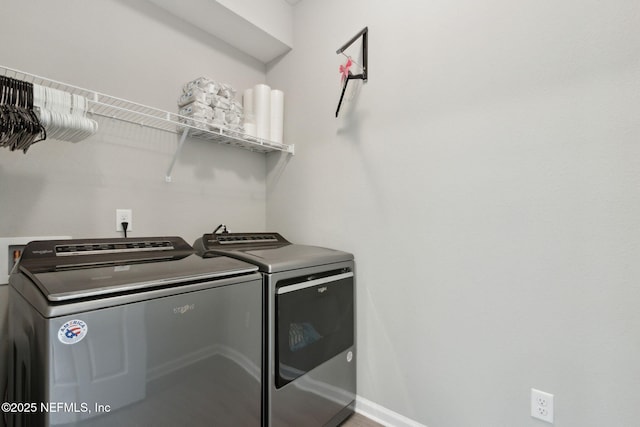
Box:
(32, 249, 53, 255)
(173, 304, 195, 314)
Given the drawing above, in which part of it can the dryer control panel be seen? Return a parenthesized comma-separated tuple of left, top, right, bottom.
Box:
(195, 232, 290, 253)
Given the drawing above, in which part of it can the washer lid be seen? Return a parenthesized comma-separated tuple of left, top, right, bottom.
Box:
(193, 232, 353, 272)
(206, 244, 353, 273)
(14, 237, 258, 301)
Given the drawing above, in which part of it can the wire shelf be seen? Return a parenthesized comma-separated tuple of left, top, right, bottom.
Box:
(0, 65, 294, 180)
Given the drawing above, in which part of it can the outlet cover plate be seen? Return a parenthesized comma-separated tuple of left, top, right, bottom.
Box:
(531, 388, 554, 423)
(116, 209, 133, 232)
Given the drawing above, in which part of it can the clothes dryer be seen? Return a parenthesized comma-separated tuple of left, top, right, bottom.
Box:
(194, 232, 355, 427)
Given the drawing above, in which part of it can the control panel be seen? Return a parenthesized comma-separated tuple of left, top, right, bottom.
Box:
(217, 234, 279, 244)
(55, 241, 174, 256)
(18, 237, 194, 273)
(203, 232, 289, 249)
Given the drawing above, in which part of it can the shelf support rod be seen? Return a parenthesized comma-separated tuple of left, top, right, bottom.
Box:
(165, 128, 189, 183)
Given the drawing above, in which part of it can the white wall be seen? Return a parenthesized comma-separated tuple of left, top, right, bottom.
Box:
(266, 1, 640, 426)
(216, 0, 294, 47)
(0, 0, 271, 416)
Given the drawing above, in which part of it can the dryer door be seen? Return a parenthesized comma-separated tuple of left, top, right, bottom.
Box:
(275, 268, 354, 388)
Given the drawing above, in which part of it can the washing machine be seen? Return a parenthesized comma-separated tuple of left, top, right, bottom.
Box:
(7, 236, 263, 426)
(193, 231, 355, 427)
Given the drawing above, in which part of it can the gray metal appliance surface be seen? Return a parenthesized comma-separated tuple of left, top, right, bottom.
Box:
(193, 232, 356, 427)
(7, 237, 263, 427)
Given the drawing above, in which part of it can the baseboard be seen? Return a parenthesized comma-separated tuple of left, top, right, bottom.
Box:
(355, 396, 427, 427)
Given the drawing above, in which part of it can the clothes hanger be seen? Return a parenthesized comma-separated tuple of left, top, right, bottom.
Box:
(0, 76, 46, 151)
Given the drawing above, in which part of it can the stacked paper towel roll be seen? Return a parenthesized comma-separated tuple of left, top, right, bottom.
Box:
(253, 84, 271, 140)
(270, 90, 284, 143)
(245, 84, 284, 143)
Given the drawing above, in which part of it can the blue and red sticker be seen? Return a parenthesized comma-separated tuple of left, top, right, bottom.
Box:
(58, 319, 88, 345)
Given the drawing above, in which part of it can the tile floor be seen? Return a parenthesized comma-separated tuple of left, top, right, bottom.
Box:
(341, 412, 385, 427)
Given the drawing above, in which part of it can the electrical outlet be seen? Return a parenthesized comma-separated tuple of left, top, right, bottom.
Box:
(116, 209, 133, 232)
(531, 388, 554, 423)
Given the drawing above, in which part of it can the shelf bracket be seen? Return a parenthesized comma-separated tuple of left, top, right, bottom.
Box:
(165, 127, 190, 182)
